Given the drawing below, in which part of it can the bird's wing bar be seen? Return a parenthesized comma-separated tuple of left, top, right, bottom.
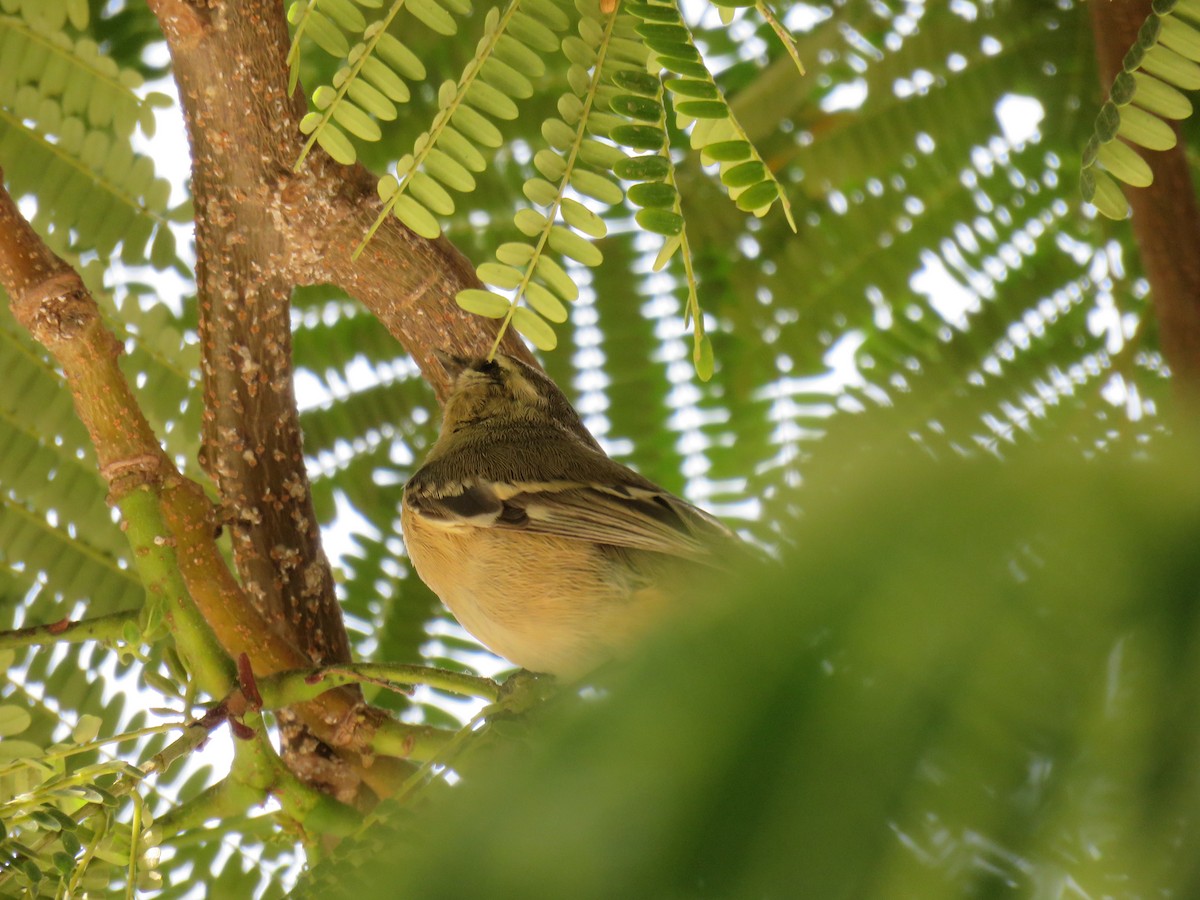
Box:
(409, 478, 733, 561)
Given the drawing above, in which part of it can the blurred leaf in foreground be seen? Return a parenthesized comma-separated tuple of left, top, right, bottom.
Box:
(300, 429, 1200, 900)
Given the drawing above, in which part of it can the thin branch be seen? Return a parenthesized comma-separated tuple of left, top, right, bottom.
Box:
(0, 609, 140, 652)
(257, 662, 502, 707)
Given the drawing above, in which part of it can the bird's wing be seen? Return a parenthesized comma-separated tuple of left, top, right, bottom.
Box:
(405, 476, 736, 562)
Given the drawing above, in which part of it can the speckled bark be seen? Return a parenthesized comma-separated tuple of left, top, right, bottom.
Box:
(145, 0, 532, 796)
(148, 0, 531, 663)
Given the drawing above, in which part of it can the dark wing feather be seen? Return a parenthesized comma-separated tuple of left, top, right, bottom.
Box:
(404, 426, 738, 562)
(408, 476, 735, 563)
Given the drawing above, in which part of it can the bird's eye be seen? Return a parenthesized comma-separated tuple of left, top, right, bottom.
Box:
(477, 360, 501, 376)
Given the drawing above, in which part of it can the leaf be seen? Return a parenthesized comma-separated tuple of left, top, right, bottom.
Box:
(393, 194, 442, 238)
(570, 169, 624, 204)
(525, 281, 569, 323)
(315, 122, 356, 164)
(535, 255, 579, 302)
(457, 289, 510, 318)
(627, 182, 677, 208)
(548, 226, 603, 266)
(72, 714, 103, 744)
(610, 124, 666, 151)
(635, 207, 684, 236)
(0, 705, 33, 737)
(561, 198, 607, 238)
(512, 306, 557, 350)
(614, 155, 672, 180)
(514, 208, 548, 236)
(478, 263, 525, 289)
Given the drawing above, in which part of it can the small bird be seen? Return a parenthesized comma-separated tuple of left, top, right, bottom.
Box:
(401, 351, 739, 679)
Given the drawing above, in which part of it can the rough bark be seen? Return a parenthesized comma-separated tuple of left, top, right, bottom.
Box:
(1091, 2, 1200, 405)
(145, 0, 531, 796)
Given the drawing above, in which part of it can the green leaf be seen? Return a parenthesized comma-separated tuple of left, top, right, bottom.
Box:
(332, 101, 381, 141)
(316, 123, 357, 163)
(1096, 140, 1153, 188)
(393, 194, 441, 238)
(693, 333, 714, 381)
(496, 34, 546, 78)
(614, 154, 672, 181)
(305, 10, 350, 56)
(627, 182, 677, 208)
(478, 263, 525, 289)
(409, 172, 456, 216)
(626, 0, 680, 22)
(535, 255, 579, 302)
(542, 118, 577, 151)
(457, 289, 511, 318)
(375, 34, 427, 80)
(570, 169, 624, 205)
(1131, 71, 1192, 119)
(535, 149, 568, 180)
(425, 149, 476, 192)
(1116, 103, 1177, 150)
(635, 207, 685, 236)
(512, 306, 557, 350)
(72, 714, 103, 744)
(509, 12, 559, 53)
(515, 208, 549, 236)
(497, 242, 536, 266)
(440, 127, 488, 172)
(548, 225, 603, 266)
(361, 57, 410, 103)
(610, 94, 663, 121)
(347, 79, 398, 120)
(722, 160, 768, 188)
(612, 71, 662, 96)
(0, 705, 33, 737)
(322, 0, 366, 31)
(561, 197, 607, 238)
(579, 140, 629, 169)
(482, 58, 534, 100)
(735, 180, 780, 212)
(523, 178, 559, 207)
(525, 280, 570, 323)
(1081, 168, 1130, 219)
(408, 0, 458, 36)
(701, 140, 752, 162)
(467, 80, 519, 120)
(664, 78, 719, 99)
(452, 106, 503, 148)
(675, 100, 728, 119)
(610, 124, 666, 151)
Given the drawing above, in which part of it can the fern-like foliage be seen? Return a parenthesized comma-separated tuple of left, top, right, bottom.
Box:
(1081, 0, 1200, 218)
(286, 0, 806, 370)
(359, 0, 570, 246)
(0, 14, 179, 264)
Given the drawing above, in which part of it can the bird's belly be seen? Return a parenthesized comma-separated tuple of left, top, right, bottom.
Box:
(401, 508, 666, 678)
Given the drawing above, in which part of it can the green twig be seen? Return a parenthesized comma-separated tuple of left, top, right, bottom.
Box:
(118, 486, 235, 698)
(0, 609, 139, 652)
(257, 662, 501, 708)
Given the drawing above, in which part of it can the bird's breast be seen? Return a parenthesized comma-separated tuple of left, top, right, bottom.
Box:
(399, 504, 670, 678)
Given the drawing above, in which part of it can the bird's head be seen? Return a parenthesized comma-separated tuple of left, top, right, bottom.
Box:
(432, 350, 600, 450)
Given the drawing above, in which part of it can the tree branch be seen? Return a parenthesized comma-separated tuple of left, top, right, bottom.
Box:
(0, 175, 446, 798)
(1090, 2, 1200, 405)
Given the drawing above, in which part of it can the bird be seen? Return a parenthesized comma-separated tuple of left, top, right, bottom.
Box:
(400, 350, 740, 679)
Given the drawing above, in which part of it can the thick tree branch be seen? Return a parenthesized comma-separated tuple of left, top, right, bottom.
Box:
(0, 176, 444, 797)
(144, 0, 539, 799)
(284, 157, 535, 400)
(1091, 2, 1200, 404)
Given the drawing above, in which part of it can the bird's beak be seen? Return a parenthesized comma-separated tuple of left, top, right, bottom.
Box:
(432, 348, 469, 379)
